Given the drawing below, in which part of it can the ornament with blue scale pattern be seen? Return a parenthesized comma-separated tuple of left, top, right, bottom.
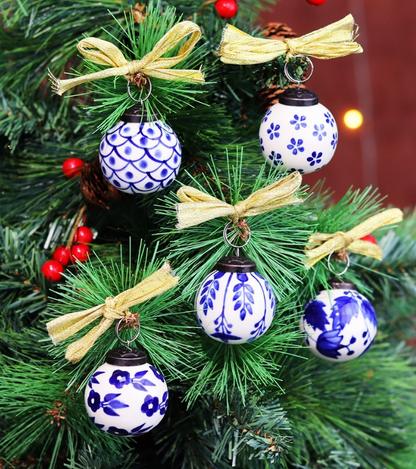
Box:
(195, 253, 276, 344)
(300, 279, 377, 362)
(85, 347, 168, 437)
(259, 87, 338, 175)
(99, 105, 181, 194)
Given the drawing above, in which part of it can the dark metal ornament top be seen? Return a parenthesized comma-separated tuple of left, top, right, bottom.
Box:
(215, 255, 257, 273)
(327, 278, 357, 291)
(106, 346, 148, 366)
(121, 104, 160, 123)
(279, 88, 319, 107)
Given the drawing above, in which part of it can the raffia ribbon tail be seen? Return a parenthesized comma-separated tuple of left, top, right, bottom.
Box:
(305, 208, 403, 268)
(48, 69, 64, 96)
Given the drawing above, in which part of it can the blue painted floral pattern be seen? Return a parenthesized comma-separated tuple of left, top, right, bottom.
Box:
(262, 109, 272, 123)
(159, 391, 169, 415)
(141, 395, 160, 417)
(87, 390, 129, 416)
(196, 270, 275, 344)
(259, 101, 337, 175)
(268, 151, 283, 166)
(267, 123, 280, 140)
(232, 273, 255, 321)
(109, 369, 156, 392)
(290, 114, 307, 130)
(301, 288, 377, 361)
(306, 151, 322, 167)
(287, 138, 304, 155)
(313, 124, 327, 141)
(88, 371, 105, 388)
(289, 168, 305, 174)
(324, 112, 336, 127)
(150, 365, 165, 382)
(199, 271, 225, 316)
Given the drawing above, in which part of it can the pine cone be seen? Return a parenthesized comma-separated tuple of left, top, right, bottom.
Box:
(80, 157, 128, 209)
(259, 22, 297, 40)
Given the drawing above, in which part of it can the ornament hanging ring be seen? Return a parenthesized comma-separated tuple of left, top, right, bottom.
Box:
(115, 317, 141, 347)
(223, 221, 251, 256)
(126, 75, 152, 103)
(284, 56, 314, 85)
(327, 251, 350, 276)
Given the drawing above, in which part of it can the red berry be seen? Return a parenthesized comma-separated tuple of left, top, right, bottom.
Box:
(360, 234, 377, 245)
(71, 244, 91, 263)
(74, 226, 93, 244)
(41, 260, 64, 282)
(62, 158, 84, 178)
(215, 0, 238, 19)
(306, 0, 327, 4)
(53, 246, 71, 267)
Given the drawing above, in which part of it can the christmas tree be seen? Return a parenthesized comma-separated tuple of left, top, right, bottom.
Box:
(1, 1, 416, 468)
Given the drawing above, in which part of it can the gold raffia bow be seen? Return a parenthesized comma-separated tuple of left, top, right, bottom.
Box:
(305, 208, 403, 268)
(175, 171, 302, 230)
(46, 262, 179, 363)
(49, 21, 204, 96)
(218, 14, 363, 65)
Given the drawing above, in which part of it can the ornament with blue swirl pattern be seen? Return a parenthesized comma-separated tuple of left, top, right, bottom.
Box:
(300, 279, 377, 362)
(99, 105, 182, 194)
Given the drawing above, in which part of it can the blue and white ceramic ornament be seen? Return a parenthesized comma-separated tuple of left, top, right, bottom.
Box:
(300, 280, 377, 362)
(85, 347, 168, 437)
(259, 88, 338, 175)
(195, 255, 275, 344)
(99, 105, 181, 194)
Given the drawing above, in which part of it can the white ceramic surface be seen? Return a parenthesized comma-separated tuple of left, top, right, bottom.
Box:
(259, 101, 338, 174)
(99, 119, 181, 194)
(195, 270, 275, 344)
(85, 361, 168, 436)
(301, 287, 377, 362)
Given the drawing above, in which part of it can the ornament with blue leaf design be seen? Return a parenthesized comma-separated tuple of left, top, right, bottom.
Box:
(300, 279, 377, 362)
(195, 254, 276, 344)
(99, 105, 181, 194)
(259, 88, 337, 174)
(84, 347, 168, 437)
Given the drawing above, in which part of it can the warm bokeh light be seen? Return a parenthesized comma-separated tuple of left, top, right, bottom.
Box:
(343, 110, 364, 129)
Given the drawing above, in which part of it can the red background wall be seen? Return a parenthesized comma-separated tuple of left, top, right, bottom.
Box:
(260, 0, 416, 209)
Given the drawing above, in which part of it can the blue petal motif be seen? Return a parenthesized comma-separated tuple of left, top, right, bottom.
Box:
(303, 300, 329, 331)
(141, 395, 160, 417)
(87, 390, 101, 412)
(331, 296, 359, 330)
(89, 371, 105, 388)
(210, 332, 242, 342)
(107, 426, 130, 436)
(316, 329, 344, 359)
(109, 370, 130, 389)
(361, 299, 377, 327)
(131, 423, 154, 435)
(149, 365, 165, 382)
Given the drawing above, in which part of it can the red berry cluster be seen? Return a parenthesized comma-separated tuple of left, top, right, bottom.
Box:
(41, 226, 93, 282)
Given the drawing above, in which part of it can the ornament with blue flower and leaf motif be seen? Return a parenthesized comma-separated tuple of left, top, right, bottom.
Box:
(99, 105, 181, 194)
(85, 347, 168, 437)
(300, 279, 377, 362)
(259, 88, 338, 175)
(195, 254, 276, 344)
